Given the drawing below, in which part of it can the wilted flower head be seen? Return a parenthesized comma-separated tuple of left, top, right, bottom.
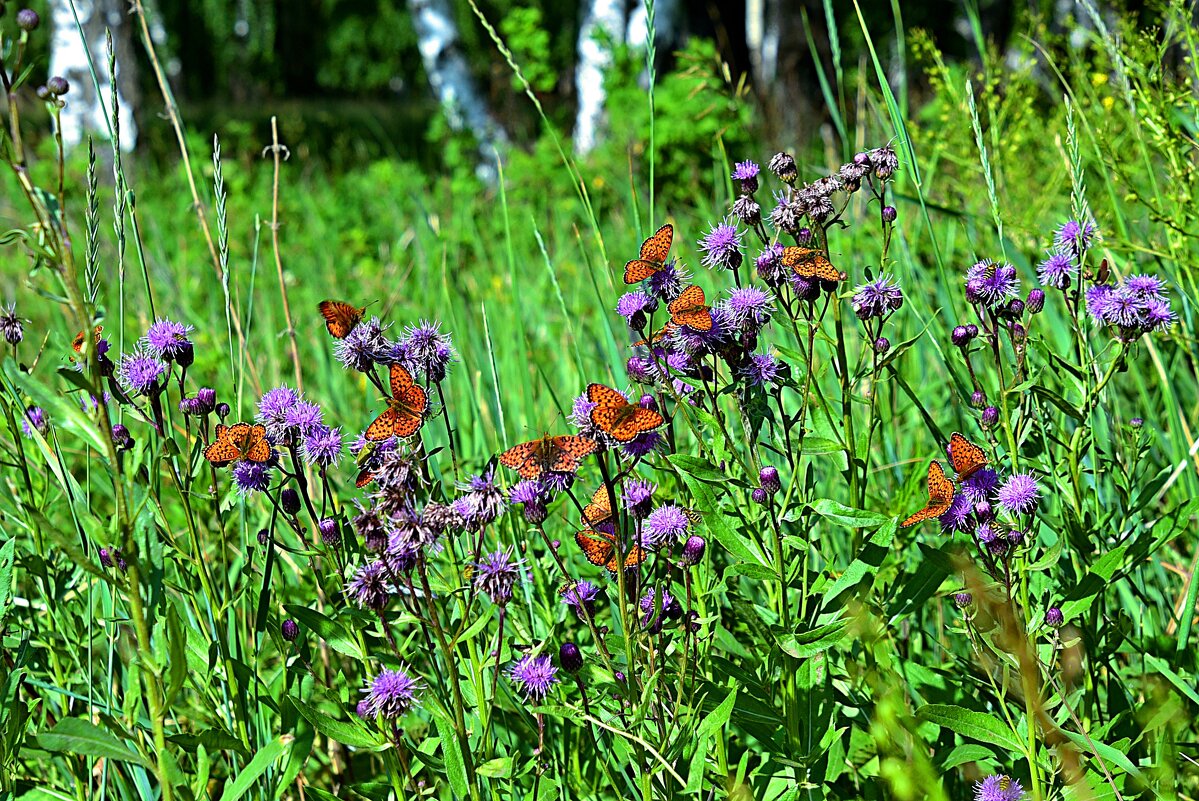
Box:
(869, 145, 899, 180)
(974, 774, 1026, 801)
(643, 504, 690, 550)
(455, 465, 506, 529)
(335, 317, 391, 372)
(699, 219, 743, 271)
(965, 261, 1020, 309)
(769, 152, 798, 183)
(769, 190, 804, 236)
(142, 318, 194, 361)
(231, 460, 272, 495)
(997, 472, 1039, 516)
(510, 654, 559, 702)
(347, 560, 391, 610)
(851, 275, 903, 320)
(732, 195, 761, 226)
(362, 667, 422, 719)
(474, 547, 526, 605)
(1, 304, 23, 346)
(21, 406, 47, 438)
(1054, 219, 1097, 258)
(117, 349, 166, 396)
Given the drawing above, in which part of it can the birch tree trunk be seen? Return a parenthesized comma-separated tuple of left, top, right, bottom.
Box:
(49, 0, 138, 151)
(407, 0, 507, 181)
(573, 0, 626, 156)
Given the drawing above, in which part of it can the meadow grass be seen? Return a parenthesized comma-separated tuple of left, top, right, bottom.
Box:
(1, 2, 1198, 800)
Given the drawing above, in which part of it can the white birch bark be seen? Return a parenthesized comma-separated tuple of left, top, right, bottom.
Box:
(573, 0, 626, 156)
(407, 0, 507, 180)
(49, 0, 137, 151)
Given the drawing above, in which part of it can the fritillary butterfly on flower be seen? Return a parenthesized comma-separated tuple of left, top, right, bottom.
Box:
(782, 246, 841, 283)
(365, 364, 428, 441)
(575, 528, 645, 573)
(900, 461, 955, 528)
(499, 434, 597, 480)
(580, 484, 613, 528)
(69, 325, 103, 363)
(623, 224, 673, 284)
(668, 285, 713, 331)
(318, 300, 366, 339)
(586, 383, 664, 442)
(947, 432, 987, 480)
(204, 423, 272, 467)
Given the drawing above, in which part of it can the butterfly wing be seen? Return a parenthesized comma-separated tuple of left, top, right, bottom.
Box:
(243, 424, 272, 463)
(618, 543, 646, 571)
(389, 364, 415, 397)
(203, 423, 241, 466)
(318, 300, 363, 339)
(608, 406, 665, 442)
(365, 408, 398, 441)
(391, 407, 424, 439)
(783, 247, 841, 282)
(640, 224, 673, 262)
(500, 439, 542, 478)
(549, 435, 596, 473)
(900, 461, 955, 528)
(668, 285, 713, 331)
(947, 432, 987, 480)
(356, 468, 376, 488)
(581, 485, 612, 527)
(624, 259, 661, 284)
(576, 530, 615, 568)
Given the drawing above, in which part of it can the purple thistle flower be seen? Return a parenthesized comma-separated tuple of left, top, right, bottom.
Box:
(1144, 297, 1176, 331)
(474, 547, 525, 605)
(723, 286, 774, 334)
(643, 504, 690, 550)
(398, 320, 455, 381)
(639, 586, 679, 628)
(562, 580, 600, 618)
(732, 159, 760, 194)
(673, 305, 731, 354)
(621, 431, 662, 459)
(851, 275, 904, 320)
(939, 493, 974, 534)
(141, 318, 194, 361)
(21, 406, 47, 438)
(456, 466, 506, 529)
(1054, 219, 1097, 258)
(335, 317, 392, 372)
(509, 480, 548, 524)
(285, 400, 324, 436)
(362, 667, 422, 719)
(1126, 274, 1165, 298)
(509, 654, 559, 702)
(1105, 286, 1148, 328)
(960, 467, 999, 503)
(755, 243, 786, 287)
(741, 351, 781, 388)
(698, 219, 743, 271)
(116, 349, 166, 396)
(1037, 251, 1075, 290)
(626, 355, 657, 383)
(997, 472, 1039, 516)
(231, 460, 272, 495)
(965, 261, 1020, 309)
(646, 259, 688, 303)
(303, 424, 343, 468)
(1085, 284, 1114, 326)
(787, 271, 820, 302)
(257, 385, 300, 436)
(616, 291, 655, 327)
(623, 478, 656, 518)
(974, 774, 1026, 801)
(347, 560, 391, 609)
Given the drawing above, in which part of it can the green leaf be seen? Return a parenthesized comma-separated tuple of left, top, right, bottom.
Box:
(0, 538, 15, 624)
(217, 735, 290, 801)
(38, 718, 150, 768)
(165, 604, 188, 706)
(1057, 729, 1141, 778)
(941, 743, 997, 769)
(290, 697, 382, 749)
(822, 519, 897, 608)
(679, 471, 765, 566)
(915, 704, 1023, 753)
(777, 620, 849, 659)
(283, 605, 364, 660)
(807, 498, 890, 528)
(697, 686, 737, 739)
(668, 453, 730, 484)
(476, 757, 512, 778)
(432, 710, 469, 799)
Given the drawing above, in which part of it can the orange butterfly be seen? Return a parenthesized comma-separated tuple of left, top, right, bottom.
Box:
(624, 224, 673, 284)
(204, 423, 272, 467)
(500, 434, 597, 480)
(575, 528, 646, 573)
(365, 364, 428, 441)
(631, 323, 677, 348)
(668, 285, 712, 331)
(318, 300, 366, 339)
(900, 461, 954, 528)
(355, 468, 376, 488)
(587, 383, 665, 442)
(69, 325, 103, 362)
(580, 484, 613, 528)
(947, 432, 987, 480)
(781, 246, 841, 283)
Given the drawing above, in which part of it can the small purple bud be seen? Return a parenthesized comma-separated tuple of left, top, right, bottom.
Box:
(1046, 607, 1065, 628)
(179, 397, 198, 416)
(551, 539, 561, 550)
(281, 488, 301, 515)
(176, 341, 195, 368)
(874, 337, 890, 354)
(559, 642, 584, 674)
(98, 547, 113, 568)
(35, 85, 50, 101)
(966, 324, 979, 339)
(614, 670, 626, 683)
(953, 592, 972, 609)
(1011, 322, 1027, 343)
(257, 529, 270, 546)
(853, 151, 871, 167)
(951, 326, 971, 347)
(797, 227, 812, 244)
(881, 206, 897, 223)
(16, 9, 40, 30)
(281, 619, 299, 642)
(195, 387, 216, 413)
(111, 423, 132, 451)
(356, 699, 373, 719)
(759, 466, 781, 495)
(981, 406, 999, 429)
(216, 402, 231, 419)
(970, 390, 986, 409)
(1027, 289, 1045, 314)
(523, 498, 548, 525)
(1129, 417, 1143, 429)
(318, 518, 340, 546)
(1007, 529, 1025, 546)
(46, 76, 69, 96)
(116, 554, 128, 572)
(751, 487, 768, 505)
(639, 394, 658, 412)
(680, 535, 706, 567)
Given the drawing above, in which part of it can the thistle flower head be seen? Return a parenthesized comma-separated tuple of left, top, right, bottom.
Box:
(362, 667, 422, 719)
(1, 304, 24, 346)
(769, 191, 804, 236)
(509, 654, 559, 702)
(21, 406, 47, 438)
(643, 504, 690, 550)
(723, 286, 774, 335)
(997, 472, 1039, 516)
(617, 291, 655, 327)
(623, 478, 656, 518)
(347, 560, 391, 610)
(231, 460, 272, 495)
(398, 320, 455, 381)
(974, 774, 1026, 801)
(965, 261, 1020, 309)
(869, 145, 899, 179)
(1054, 219, 1097, 258)
(741, 351, 781, 388)
(335, 317, 392, 372)
(117, 349, 166, 396)
(851, 275, 904, 320)
(562, 580, 600, 618)
(456, 465, 506, 529)
(303, 424, 343, 469)
(1037, 251, 1075, 289)
(646, 259, 688, 303)
(474, 547, 526, 605)
(257, 385, 300, 437)
(142, 318, 194, 361)
(698, 219, 744, 271)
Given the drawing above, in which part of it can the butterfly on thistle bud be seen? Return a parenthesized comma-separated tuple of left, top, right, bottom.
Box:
(204, 422, 272, 467)
(364, 364, 427, 441)
(499, 434, 597, 480)
(317, 300, 367, 339)
(668, 285, 713, 331)
(69, 325, 104, 363)
(624, 224, 673, 284)
(781, 246, 842, 283)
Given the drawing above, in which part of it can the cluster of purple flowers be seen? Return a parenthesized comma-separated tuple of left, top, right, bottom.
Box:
(1086, 274, 1175, 341)
(255, 384, 344, 469)
(335, 317, 456, 382)
(939, 462, 1040, 580)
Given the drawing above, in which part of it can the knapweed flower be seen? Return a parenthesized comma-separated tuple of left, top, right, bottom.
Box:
(347, 560, 391, 610)
(788, 272, 820, 302)
(335, 317, 391, 372)
(953, 592, 973, 609)
(1087, 276, 1175, 338)
(769, 191, 803, 236)
(257, 385, 299, 438)
(1, 304, 23, 346)
(673, 305, 730, 355)
(646, 259, 688, 302)
(639, 586, 679, 628)
(732, 160, 760, 194)
(626, 355, 657, 383)
(623, 478, 656, 518)
(699, 219, 743, 270)
(509, 480, 549, 524)
(21, 406, 47, 438)
(741, 351, 781, 388)
(141, 318, 194, 362)
(285, 400, 323, 436)
(455, 466, 506, 529)
(617, 291, 656, 329)
(562, 580, 600, 619)
(397, 320, 455, 381)
(723, 286, 774, 335)
(303, 424, 343, 468)
(1037, 251, 1075, 289)
(621, 430, 662, 459)
(755, 243, 785, 287)
(117, 349, 166, 396)
(231, 460, 272, 495)
(997, 472, 1039, 516)
(643, 504, 690, 550)
(974, 774, 1026, 801)
(851, 275, 903, 320)
(509, 654, 559, 702)
(960, 467, 998, 503)
(965, 260, 1020, 309)
(474, 547, 525, 605)
(1054, 219, 1097, 258)
(362, 668, 422, 719)
(939, 493, 974, 534)
(1046, 607, 1065, 628)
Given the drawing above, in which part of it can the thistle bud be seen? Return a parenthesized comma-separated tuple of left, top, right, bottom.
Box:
(281, 488, 301, 515)
(1026, 288, 1045, 314)
(16, 8, 40, 30)
(559, 642, 584, 674)
(46, 76, 69, 95)
(318, 518, 340, 546)
(751, 487, 768, 505)
(970, 390, 986, 408)
(111, 423, 133, 451)
(952, 325, 972, 348)
(881, 206, 897, 223)
(953, 592, 972, 609)
(759, 465, 781, 495)
(874, 337, 890, 354)
(1045, 607, 1065, 628)
(216, 402, 231, 419)
(981, 406, 999, 429)
(680, 534, 706, 567)
(281, 619, 299, 642)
